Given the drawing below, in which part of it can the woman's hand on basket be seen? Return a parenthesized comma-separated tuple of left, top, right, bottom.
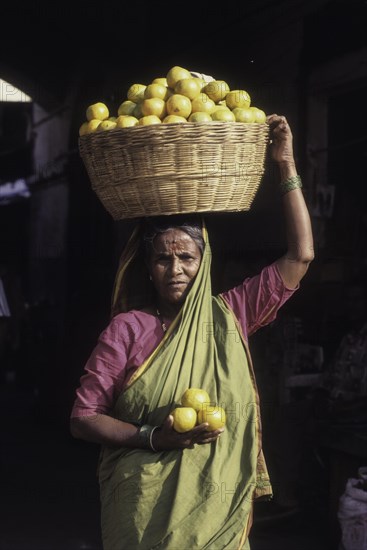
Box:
(267, 113, 296, 167)
(152, 414, 224, 451)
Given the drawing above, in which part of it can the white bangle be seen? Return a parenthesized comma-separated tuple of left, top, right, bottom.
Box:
(149, 426, 159, 452)
(138, 424, 159, 452)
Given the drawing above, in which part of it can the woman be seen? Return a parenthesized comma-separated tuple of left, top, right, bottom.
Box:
(70, 114, 314, 549)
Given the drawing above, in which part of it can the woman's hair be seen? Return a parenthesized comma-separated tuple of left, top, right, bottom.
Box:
(142, 215, 205, 259)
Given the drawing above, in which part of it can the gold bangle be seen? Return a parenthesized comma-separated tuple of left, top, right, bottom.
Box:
(280, 175, 302, 196)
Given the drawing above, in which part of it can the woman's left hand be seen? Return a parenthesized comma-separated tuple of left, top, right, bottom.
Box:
(266, 113, 295, 166)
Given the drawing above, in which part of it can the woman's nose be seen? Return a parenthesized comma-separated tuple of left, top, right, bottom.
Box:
(170, 258, 182, 275)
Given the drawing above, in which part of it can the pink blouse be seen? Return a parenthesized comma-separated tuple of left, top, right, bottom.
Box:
(70, 262, 297, 418)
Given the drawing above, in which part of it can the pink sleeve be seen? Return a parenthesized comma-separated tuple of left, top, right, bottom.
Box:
(220, 262, 298, 340)
(70, 315, 137, 418)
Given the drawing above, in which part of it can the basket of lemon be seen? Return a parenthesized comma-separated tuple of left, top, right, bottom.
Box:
(78, 66, 270, 221)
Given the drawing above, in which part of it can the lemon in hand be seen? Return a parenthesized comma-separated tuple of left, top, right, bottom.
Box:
(197, 405, 226, 431)
(86, 102, 109, 121)
(171, 407, 197, 433)
(181, 388, 211, 411)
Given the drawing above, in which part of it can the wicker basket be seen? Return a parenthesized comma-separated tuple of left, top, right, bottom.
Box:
(78, 122, 270, 220)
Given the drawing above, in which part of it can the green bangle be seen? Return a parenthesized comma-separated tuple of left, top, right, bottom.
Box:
(280, 175, 302, 196)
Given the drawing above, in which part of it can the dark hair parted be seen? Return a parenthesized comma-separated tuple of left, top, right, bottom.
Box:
(142, 214, 205, 259)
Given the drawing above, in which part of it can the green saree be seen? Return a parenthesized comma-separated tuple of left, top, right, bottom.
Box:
(98, 222, 272, 550)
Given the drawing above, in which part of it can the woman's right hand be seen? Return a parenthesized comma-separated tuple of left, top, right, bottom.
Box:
(152, 414, 224, 451)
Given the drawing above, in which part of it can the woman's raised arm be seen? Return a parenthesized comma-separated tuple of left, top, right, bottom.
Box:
(267, 114, 314, 289)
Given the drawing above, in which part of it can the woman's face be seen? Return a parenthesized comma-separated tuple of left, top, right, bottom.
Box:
(148, 229, 202, 307)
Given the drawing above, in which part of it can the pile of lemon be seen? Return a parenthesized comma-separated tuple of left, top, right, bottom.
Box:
(171, 387, 226, 433)
(79, 65, 267, 136)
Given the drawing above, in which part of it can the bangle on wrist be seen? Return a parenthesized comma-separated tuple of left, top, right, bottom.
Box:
(280, 174, 302, 196)
(138, 424, 159, 452)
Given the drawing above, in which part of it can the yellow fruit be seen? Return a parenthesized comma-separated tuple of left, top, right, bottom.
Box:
(188, 112, 212, 122)
(138, 115, 162, 125)
(232, 107, 256, 123)
(86, 102, 109, 121)
(108, 116, 117, 122)
(191, 93, 216, 114)
(211, 109, 236, 122)
(197, 405, 226, 431)
(166, 94, 192, 119)
(144, 83, 171, 101)
(96, 120, 117, 131)
(127, 83, 147, 103)
(211, 104, 232, 113)
(152, 77, 168, 86)
(133, 102, 143, 119)
(249, 106, 267, 123)
(163, 115, 188, 124)
(115, 115, 139, 128)
(118, 100, 136, 116)
(141, 97, 167, 119)
(181, 388, 211, 411)
(174, 78, 202, 100)
(225, 89, 251, 110)
(79, 121, 90, 136)
(166, 65, 191, 89)
(82, 119, 102, 134)
(171, 407, 197, 433)
(202, 80, 230, 102)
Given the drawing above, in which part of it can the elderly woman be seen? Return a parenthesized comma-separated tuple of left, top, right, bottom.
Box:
(70, 114, 314, 550)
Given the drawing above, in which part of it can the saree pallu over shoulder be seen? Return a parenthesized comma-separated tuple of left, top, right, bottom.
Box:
(99, 221, 272, 550)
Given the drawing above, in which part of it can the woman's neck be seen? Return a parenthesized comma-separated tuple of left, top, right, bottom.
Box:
(156, 300, 181, 320)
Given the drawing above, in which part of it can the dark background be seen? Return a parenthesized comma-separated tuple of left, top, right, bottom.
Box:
(1, 1, 367, 549)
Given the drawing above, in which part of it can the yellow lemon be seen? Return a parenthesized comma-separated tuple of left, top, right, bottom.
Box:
(225, 89, 251, 110)
(181, 388, 211, 411)
(232, 107, 256, 123)
(211, 109, 236, 122)
(133, 102, 143, 119)
(83, 119, 102, 134)
(202, 80, 230, 102)
(108, 116, 117, 122)
(144, 83, 171, 101)
(166, 94, 192, 118)
(197, 405, 226, 431)
(152, 77, 168, 86)
(138, 115, 162, 125)
(166, 65, 191, 89)
(118, 100, 136, 116)
(115, 115, 139, 128)
(141, 97, 167, 119)
(171, 407, 197, 433)
(249, 106, 267, 123)
(79, 121, 90, 136)
(188, 111, 212, 122)
(96, 120, 117, 131)
(191, 93, 216, 114)
(127, 83, 147, 103)
(86, 102, 109, 121)
(163, 115, 188, 124)
(174, 78, 202, 100)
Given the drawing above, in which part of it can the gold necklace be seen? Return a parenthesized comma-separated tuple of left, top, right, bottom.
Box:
(156, 308, 167, 333)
